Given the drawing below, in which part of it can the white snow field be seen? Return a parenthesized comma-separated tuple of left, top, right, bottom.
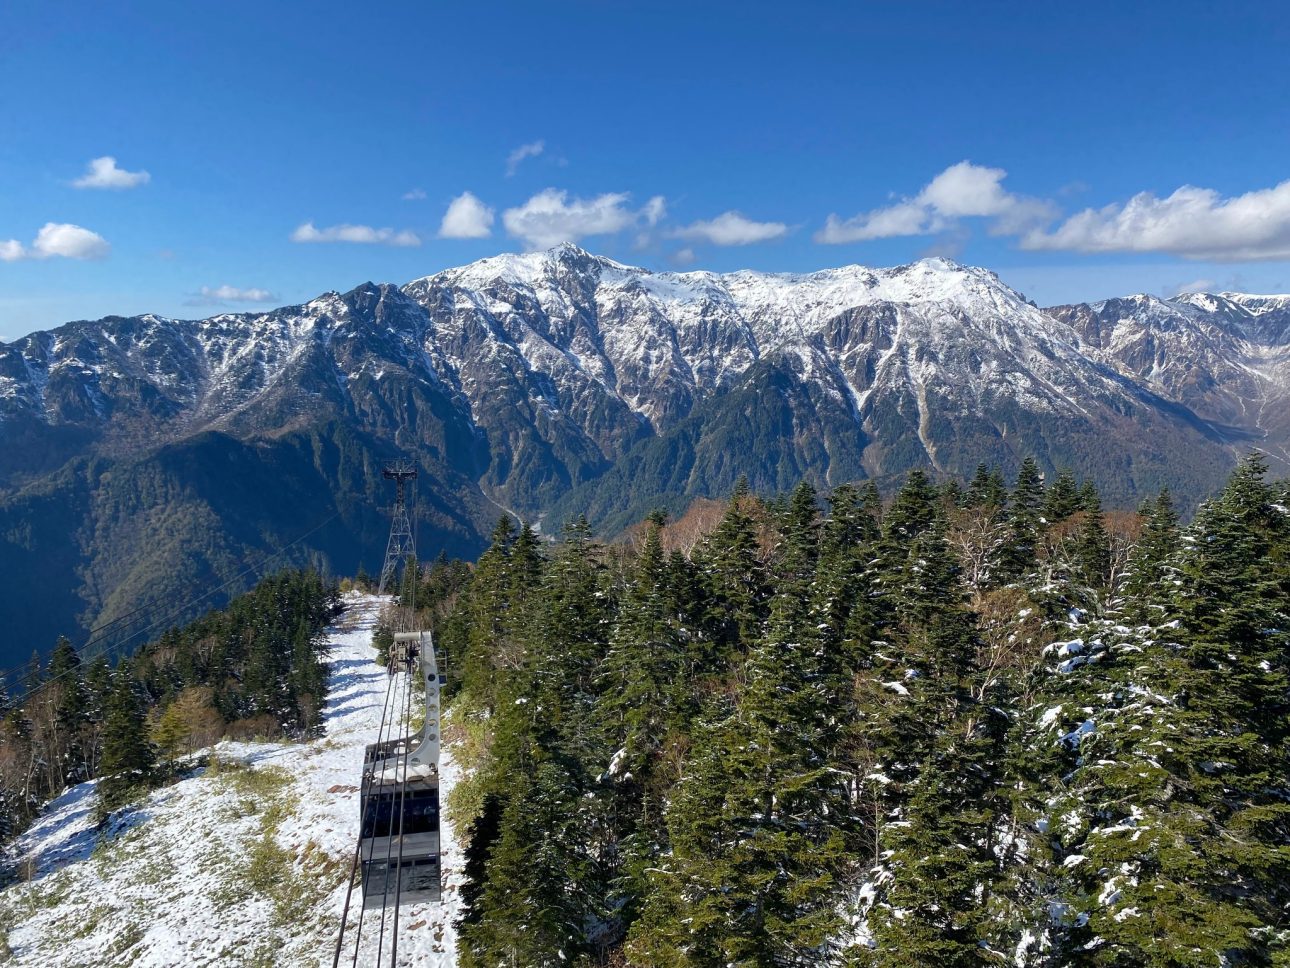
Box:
(0, 592, 464, 967)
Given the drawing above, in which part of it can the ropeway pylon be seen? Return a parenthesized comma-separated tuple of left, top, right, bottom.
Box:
(377, 458, 418, 596)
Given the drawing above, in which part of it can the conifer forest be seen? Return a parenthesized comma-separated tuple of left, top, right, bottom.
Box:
(415, 454, 1290, 967)
(2, 455, 1288, 966)
(0, 570, 339, 834)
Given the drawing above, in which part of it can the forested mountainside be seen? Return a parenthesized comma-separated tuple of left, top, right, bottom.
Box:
(0, 569, 339, 840)
(3, 244, 1289, 664)
(430, 454, 1290, 967)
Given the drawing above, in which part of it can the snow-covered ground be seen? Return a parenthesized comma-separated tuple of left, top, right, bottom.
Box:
(0, 592, 464, 967)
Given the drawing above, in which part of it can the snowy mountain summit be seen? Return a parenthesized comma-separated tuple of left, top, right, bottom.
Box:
(0, 245, 1287, 658)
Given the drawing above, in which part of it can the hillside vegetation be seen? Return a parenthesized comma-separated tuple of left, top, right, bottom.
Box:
(434, 455, 1290, 967)
(0, 569, 339, 840)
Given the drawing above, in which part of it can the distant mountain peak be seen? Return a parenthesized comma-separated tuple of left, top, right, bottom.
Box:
(411, 243, 642, 293)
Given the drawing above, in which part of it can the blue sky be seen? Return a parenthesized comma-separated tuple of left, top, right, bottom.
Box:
(1, 0, 1288, 340)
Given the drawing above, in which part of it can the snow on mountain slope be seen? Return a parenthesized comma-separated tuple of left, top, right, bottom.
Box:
(408, 247, 1100, 426)
(4, 245, 1285, 457)
(3, 244, 1287, 518)
(407, 245, 1240, 502)
(1048, 291, 1290, 460)
(0, 593, 463, 967)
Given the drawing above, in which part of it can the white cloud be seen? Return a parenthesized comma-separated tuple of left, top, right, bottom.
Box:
(918, 162, 1014, 217)
(1170, 278, 1216, 296)
(72, 156, 150, 190)
(291, 222, 421, 247)
(503, 189, 656, 250)
(816, 161, 1055, 244)
(817, 201, 932, 244)
(1021, 179, 1290, 261)
(402, 188, 427, 201)
(438, 192, 495, 239)
(672, 211, 788, 246)
(188, 285, 279, 306)
(506, 140, 545, 177)
(0, 224, 111, 260)
(33, 223, 112, 259)
(642, 196, 667, 227)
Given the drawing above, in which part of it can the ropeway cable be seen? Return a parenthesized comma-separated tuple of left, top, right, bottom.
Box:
(374, 484, 422, 964)
(0, 592, 165, 691)
(332, 631, 402, 968)
(331, 660, 395, 966)
(387, 528, 420, 964)
(374, 665, 404, 967)
(347, 661, 404, 968)
(375, 649, 416, 967)
(387, 645, 417, 967)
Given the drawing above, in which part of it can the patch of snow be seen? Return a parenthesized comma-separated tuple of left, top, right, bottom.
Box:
(1, 593, 464, 967)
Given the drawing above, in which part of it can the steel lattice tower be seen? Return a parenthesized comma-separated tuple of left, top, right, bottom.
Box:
(377, 458, 418, 596)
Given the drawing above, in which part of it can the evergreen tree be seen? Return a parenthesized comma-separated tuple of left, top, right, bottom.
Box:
(456, 793, 504, 934)
(848, 490, 1007, 965)
(46, 636, 89, 784)
(1073, 487, 1111, 593)
(632, 503, 855, 965)
(599, 520, 687, 808)
(97, 668, 156, 817)
(966, 463, 1008, 509)
(1042, 455, 1290, 966)
(460, 757, 594, 968)
(699, 489, 769, 655)
(1000, 458, 1045, 580)
(436, 458, 1290, 966)
(879, 469, 940, 557)
(1121, 489, 1180, 622)
(1042, 470, 1081, 523)
(867, 742, 1000, 967)
(22, 650, 41, 694)
(289, 617, 327, 731)
(460, 516, 528, 714)
(815, 483, 881, 675)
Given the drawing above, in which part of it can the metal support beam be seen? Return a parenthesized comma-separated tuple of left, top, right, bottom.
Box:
(377, 458, 418, 597)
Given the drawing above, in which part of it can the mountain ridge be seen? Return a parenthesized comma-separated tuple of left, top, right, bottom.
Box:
(2, 245, 1286, 663)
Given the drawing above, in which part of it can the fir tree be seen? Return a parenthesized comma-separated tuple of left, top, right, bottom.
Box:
(47, 636, 89, 784)
(699, 489, 769, 655)
(1000, 457, 1045, 580)
(460, 757, 594, 968)
(1042, 456, 1290, 966)
(97, 668, 156, 818)
(632, 524, 855, 966)
(966, 463, 1008, 509)
(1042, 470, 1081, 523)
(1121, 489, 1180, 622)
(1073, 487, 1111, 593)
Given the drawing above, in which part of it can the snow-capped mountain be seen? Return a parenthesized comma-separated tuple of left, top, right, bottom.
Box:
(3, 245, 1268, 497)
(1049, 291, 1290, 463)
(0, 244, 1284, 660)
